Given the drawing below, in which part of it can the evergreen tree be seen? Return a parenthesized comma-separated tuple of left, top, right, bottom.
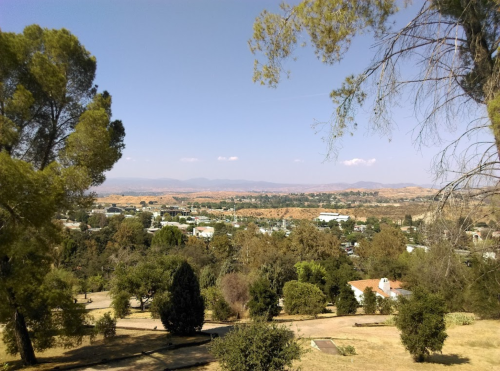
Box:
(0, 25, 125, 365)
(362, 287, 377, 314)
(158, 261, 205, 335)
(396, 289, 448, 362)
(336, 284, 358, 316)
(248, 278, 280, 321)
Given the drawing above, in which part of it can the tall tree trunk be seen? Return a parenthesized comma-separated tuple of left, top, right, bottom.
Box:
(12, 309, 37, 366)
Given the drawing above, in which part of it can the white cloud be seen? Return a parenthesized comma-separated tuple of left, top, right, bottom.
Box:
(342, 158, 376, 166)
(293, 159, 304, 163)
(228, 156, 238, 161)
(125, 157, 132, 161)
(180, 157, 199, 162)
(218, 156, 238, 161)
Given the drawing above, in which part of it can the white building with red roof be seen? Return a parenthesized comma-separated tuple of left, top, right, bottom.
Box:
(348, 278, 411, 304)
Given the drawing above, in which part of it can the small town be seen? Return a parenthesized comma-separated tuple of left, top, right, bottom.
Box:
(1, 1, 499, 370)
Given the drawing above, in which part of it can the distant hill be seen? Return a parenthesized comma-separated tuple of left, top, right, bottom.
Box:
(91, 177, 435, 195)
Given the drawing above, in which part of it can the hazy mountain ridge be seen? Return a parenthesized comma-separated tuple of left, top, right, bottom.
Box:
(92, 177, 435, 195)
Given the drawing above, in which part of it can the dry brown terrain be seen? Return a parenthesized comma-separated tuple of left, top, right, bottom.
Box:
(97, 187, 436, 207)
(96, 187, 436, 221)
(1, 315, 498, 370)
(190, 319, 500, 371)
(226, 204, 432, 221)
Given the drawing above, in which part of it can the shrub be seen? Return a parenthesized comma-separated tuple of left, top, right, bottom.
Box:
(111, 291, 131, 318)
(209, 320, 303, 371)
(220, 273, 249, 318)
(158, 261, 205, 335)
(283, 280, 326, 316)
(337, 345, 356, 356)
(248, 278, 280, 321)
(384, 315, 397, 326)
(362, 287, 377, 314)
(377, 296, 394, 315)
(94, 312, 116, 339)
(336, 284, 358, 316)
(445, 313, 475, 327)
(202, 286, 233, 321)
(396, 289, 448, 362)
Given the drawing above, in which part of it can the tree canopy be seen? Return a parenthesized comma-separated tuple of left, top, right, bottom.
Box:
(0, 25, 125, 365)
(250, 1, 500, 195)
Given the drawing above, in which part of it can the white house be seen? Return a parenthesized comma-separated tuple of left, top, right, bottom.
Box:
(348, 278, 411, 304)
(193, 226, 214, 239)
(318, 212, 350, 223)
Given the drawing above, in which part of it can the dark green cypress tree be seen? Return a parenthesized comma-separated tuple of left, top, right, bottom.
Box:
(248, 278, 281, 321)
(336, 284, 358, 315)
(159, 261, 205, 335)
(362, 287, 377, 314)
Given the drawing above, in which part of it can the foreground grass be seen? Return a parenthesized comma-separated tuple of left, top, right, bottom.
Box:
(186, 319, 500, 371)
(1, 317, 498, 370)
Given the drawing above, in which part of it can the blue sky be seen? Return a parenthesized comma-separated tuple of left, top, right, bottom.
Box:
(1, 0, 489, 185)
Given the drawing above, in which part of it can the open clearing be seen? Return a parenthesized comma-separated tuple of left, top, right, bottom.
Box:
(1, 316, 498, 370)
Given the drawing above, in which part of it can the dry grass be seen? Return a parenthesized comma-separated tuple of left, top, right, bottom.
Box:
(185, 320, 500, 371)
(1, 319, 498, 370)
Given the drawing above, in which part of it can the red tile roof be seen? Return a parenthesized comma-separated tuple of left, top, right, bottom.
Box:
(348, 279, 403, 298)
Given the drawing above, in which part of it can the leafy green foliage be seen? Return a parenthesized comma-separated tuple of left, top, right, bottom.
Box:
(335, 284, 358, 316)
(321, 255, 360, 303)
(111, 253, 184, 312)
(377, 296, 394, 315)
(466, 257, 500, 319)
(151, 225, 185, 248)
(283, 280, 326, 316)
(445, 313, 475, 327)
(396, 289, 448, 362)
(158, 261, 204, 335)
(209, 320, 303, 371)
(202, 286, 233, 321)
(94, 312, 116, 339)
(337, 345, 356, 356)
(248, 278, 280, 321)
(111, 291, 131, 318)
(295, 260, 326, 288)
(362, 287, 377, 314)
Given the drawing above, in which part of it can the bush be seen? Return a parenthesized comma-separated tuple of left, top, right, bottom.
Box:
(283, 280, 326, 316)
(158, 261, 205, 335)
(336, 284, 358, 315)
(337, 345, 356, 356)
(384, 315, 397, 326)
(209, 320, 303, 371)
(248, 278, 280, 321)
(111, 291, 131, 318)
(377, 296, 394, 315)
(445, 313, 475, 327)
(396, 289, 448, 362)
(362, 287, 377, 314)
(220, 273, 249, 318)
(202, 286, 233, 321)
(94, 312, 116, 339)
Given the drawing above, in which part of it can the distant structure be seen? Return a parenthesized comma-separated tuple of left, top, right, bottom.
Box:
(317, 212, 350, 223)
(348, 278, 412, 304)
